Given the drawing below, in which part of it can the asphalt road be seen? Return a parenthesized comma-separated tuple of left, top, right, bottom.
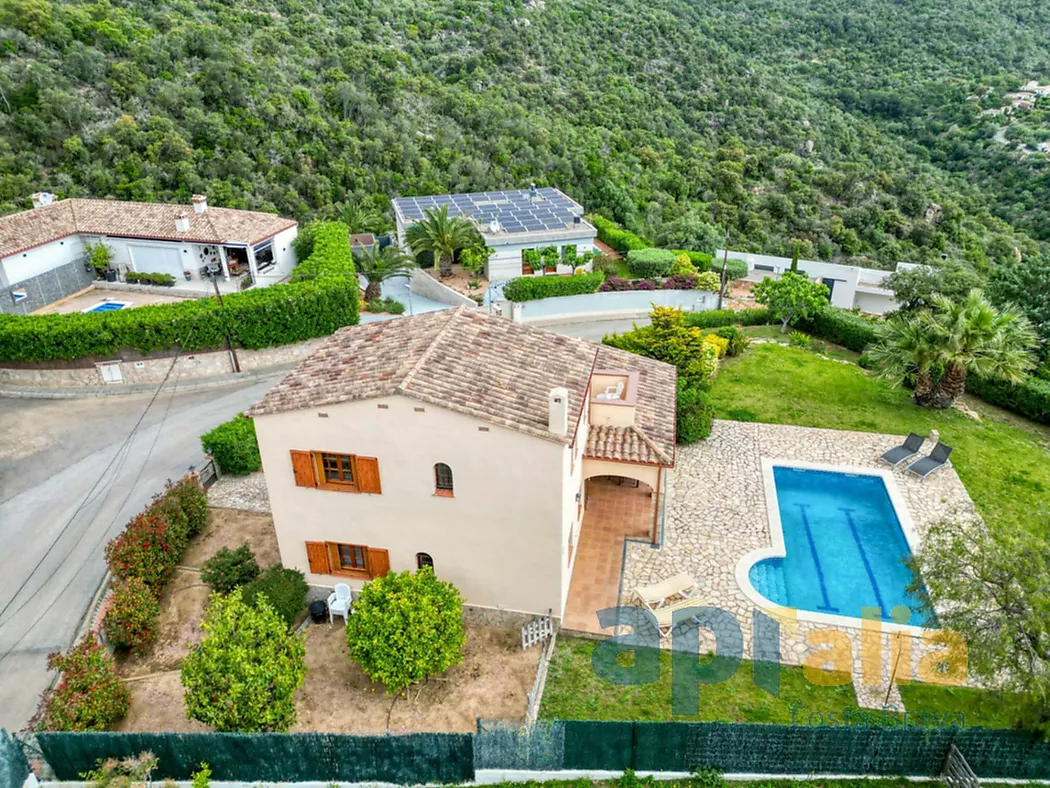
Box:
(0, 376, 282, 729)
(0, 317, 641, 730)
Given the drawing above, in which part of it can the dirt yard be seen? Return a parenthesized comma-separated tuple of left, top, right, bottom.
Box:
(294, 623, 540, 734)
(115, 507, 280, 731)
(118, 621, 539, 733)
(425, 264, 487, 299)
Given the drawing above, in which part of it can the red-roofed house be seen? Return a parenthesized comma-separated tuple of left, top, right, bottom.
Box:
(1, 192, 298, 314)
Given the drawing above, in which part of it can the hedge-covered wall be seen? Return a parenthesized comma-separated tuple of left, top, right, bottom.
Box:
(0, 222, 358, 363)
(588, 215, 649, 255)
(502, 272, 605, 302)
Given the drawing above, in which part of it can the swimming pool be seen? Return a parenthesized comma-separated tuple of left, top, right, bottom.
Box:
(83, 300, 131, 313)
(744, 463, 929, 626)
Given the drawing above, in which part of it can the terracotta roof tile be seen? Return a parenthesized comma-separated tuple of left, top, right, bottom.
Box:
(585, 424, 669, 464)
(0, 199, 296, 258)
(247, 308, 677, 463)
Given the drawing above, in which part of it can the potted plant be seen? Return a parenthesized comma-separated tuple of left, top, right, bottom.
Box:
(522, 249, 540, 276)
(125, 271, 141, 285)
(86, 242, 115, 281)
(541, 245, 559, 273)
(184, 269, 193, 281)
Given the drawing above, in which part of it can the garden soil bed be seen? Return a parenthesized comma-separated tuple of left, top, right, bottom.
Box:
(293, 623, 540, 733)
(424, 264, 488, 299)
(181, 507, 280, 569)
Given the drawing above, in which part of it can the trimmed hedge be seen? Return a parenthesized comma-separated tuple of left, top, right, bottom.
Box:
(626, 248, 676, 278)
(684, 308, 774, 328)
(201, 413, 262, 475)
(795, 308, 880, 352)
(0, 221, 358, 363)
(967, 374, 1050, 425)
(588, 215, 649, 254)
(671, 249, 714, 271)
(502, 272, 604, 302)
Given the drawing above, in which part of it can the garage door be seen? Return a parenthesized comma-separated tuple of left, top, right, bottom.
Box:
(128, 245, 183, 277)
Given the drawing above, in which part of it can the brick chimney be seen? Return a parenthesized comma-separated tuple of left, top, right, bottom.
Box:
(31, 192, 55, 209)
(191, 194, 208, 214)
(175, 212, 191, 232)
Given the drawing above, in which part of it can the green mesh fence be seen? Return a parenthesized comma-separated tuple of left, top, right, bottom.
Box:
(475, 720, 565, 770)
(561, 721, 1050, 779)
(36, 732, 473, 784)
(0, 731, 29, 788)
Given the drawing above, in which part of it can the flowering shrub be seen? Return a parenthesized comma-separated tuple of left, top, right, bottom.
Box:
(662, 274, 697, 290)
(104, 578, 160, 653)
(201, 544, 260, 594)
(599, 277, 658, 292)
(105, 512, 181, 592)
(43, 635, 130, 730)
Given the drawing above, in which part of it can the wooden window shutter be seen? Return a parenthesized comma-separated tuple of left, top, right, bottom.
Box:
(305, 541, 330, 574)
(356, 456, 382, 494)
(367, 547, 390, 578)
(290, 450, 316, 487)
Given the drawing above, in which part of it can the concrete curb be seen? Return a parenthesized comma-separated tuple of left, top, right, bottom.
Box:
(0, 364, 293, 400)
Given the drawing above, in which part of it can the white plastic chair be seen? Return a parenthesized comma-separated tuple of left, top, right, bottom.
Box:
(596, 381, 624, 401)
(327, 583, 352, 624)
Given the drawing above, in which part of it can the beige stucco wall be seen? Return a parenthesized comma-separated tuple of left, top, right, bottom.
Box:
(253, 394, 570, 617)
(560, 393, 590, 612)
(582, 458, 660, 489)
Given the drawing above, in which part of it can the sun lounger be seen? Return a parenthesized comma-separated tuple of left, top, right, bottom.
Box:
(878, 432, 925, 467)
(653, 596, 706, 637)
(906, 442, 953, 479)
(632, 572, 696, 609)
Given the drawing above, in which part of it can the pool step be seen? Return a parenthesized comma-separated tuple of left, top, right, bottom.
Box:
(751, 561, 788, 605)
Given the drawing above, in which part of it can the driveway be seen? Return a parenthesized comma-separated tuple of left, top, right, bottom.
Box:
(0, 376, 281, 730)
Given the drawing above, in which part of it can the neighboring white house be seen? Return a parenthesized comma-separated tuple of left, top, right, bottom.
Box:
(245, 307, 677, 624)
(392, 186, 597, 280)
(717, 249, 909, 315)
(0, 192, 298, 314)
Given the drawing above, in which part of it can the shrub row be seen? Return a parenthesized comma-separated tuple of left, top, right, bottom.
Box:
(598, 272, 721, 292)
(502, 271, 604, 301)
(44, 635, 130, 731)
(670, 249, 714, 271)
(125, 271, 176, 286)
(626, 248, 676, 278)
(795, 308, 880, 352)
(200, 413, 261, 475)
(587, 214, 649, 254)
(684, 307, 774, 328)
(0, 221, 358, 363)
(967, 373, 1050, 426)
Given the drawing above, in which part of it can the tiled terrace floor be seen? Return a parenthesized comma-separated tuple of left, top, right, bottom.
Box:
(562, 478, 654, 634)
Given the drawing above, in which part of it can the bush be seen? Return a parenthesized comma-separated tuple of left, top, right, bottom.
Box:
(626, 248, 676, 278)
(240, 567, 308, 628)
(684, 308, 774, 329)
(600, 277, 658, 291)
(200, 414, 261, 475)
(201, 544, 260, 594)
(104, 512, 182, 593)
(694, 271, 721, 291)
(670, 249, 713, 271)
(163, 476, 209, 537)
(43, 636, 130, 731)
(365, 296, 405, 314)
(702, 333, 730, 357)
(125, 271, 176, 286)
(0, 221, 358, 363)
(104, 578, 159, 653)
(603, 306, 720, 389)
(711, 325, 750, 357)
(712, 258, 748, 281)
(540, 245, 559, 270)
(588, 215, 649, 254)
(967, 373, 1050, 425)
(182, 589, 306, 732)
(662, 274, 697, 290)
(676, 382, 714, 444)
(590, 253, 619, 276)
(788, 331, 812, 348)
(670, 253, 697, 276)
(502, 271, 604, 301)
(346, 567, 465, 695)
(795, 307, 880, 352)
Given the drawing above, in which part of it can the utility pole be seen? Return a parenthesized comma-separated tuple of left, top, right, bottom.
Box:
(717, 232, 730, 310)
(213, 278, 242, 373)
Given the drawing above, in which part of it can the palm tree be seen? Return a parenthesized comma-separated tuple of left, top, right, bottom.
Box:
(870, 290, 1036, 409)
(354, 245, 416, 302)
(404, 205, 477, 278)
(336, 202, 383, 234)
(866, 316, 941, 406)
(924, 290, 1036, 407)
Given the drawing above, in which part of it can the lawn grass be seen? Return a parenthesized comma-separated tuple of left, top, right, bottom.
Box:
(710, 343, 1050, 539)
(896, 682, 1022, 729)
(540, 638, 857, 724)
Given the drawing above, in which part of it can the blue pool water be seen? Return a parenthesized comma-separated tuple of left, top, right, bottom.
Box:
(748, 467, 929, 625)
(86, 301, 128, 313)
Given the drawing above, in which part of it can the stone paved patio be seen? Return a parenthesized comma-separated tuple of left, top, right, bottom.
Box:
(622, 420, 979, 703)
(206, 470, 270, 512)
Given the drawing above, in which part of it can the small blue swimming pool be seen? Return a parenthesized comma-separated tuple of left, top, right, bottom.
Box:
(83, 301, 130, 313)
(748, 466, 929, 625)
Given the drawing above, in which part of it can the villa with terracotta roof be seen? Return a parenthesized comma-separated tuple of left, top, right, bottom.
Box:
(245, 307, 676, 625)
(1, 192, 297, 314)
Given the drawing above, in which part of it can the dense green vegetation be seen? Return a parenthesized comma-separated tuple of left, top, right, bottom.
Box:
(4, 0, 1050, 277)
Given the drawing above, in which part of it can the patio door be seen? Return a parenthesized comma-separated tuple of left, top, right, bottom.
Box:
(129, 244, 183, 277)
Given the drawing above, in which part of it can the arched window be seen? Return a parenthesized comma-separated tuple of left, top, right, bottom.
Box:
(434, 463, 454, 495)
(416, 552, 434, 570)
